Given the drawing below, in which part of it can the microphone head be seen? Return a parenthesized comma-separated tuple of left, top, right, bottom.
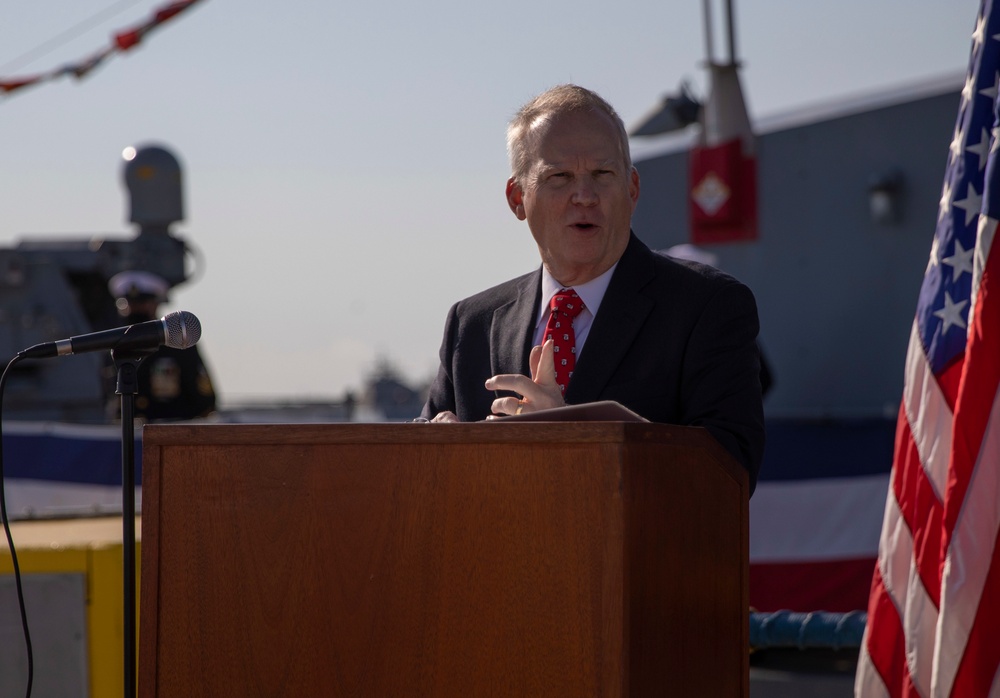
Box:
(162, 311, 202, 349)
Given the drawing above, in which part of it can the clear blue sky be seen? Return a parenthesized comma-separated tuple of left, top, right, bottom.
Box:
(0, 0, 973, 401)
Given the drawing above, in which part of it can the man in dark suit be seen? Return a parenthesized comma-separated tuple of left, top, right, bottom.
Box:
(421, 84, 764, 492)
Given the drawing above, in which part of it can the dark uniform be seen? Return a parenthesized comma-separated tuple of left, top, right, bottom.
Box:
(132, 344, 216, 421)
(105, 271, 217, 422)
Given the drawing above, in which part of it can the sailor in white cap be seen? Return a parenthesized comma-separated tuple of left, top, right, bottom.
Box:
(109, 270, 169, 301)
(106, 271, 217, 422)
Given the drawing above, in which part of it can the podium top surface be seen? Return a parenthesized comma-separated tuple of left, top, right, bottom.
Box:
(142, 421, 746, 489)
(143, 420, 716, 449)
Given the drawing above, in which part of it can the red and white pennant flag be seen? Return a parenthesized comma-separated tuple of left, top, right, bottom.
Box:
(0, 0, 203, 98)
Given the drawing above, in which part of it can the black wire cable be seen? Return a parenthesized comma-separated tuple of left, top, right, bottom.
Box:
(0, 355, 33, 698)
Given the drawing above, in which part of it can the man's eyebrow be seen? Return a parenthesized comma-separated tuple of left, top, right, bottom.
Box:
(533, 162, 567, 176)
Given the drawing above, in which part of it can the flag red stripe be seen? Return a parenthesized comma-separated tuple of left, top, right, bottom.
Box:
(858, 463, 919, 696)
(861, 566, 907, 697)
(902, 324, 955, 496)
(950, 522, 1000, 695)
(935, 357, 965, 412)
(936, 241, 1000, 693)
(943, 251, 1000, 544)
(861, 390, 945, 694)
(891, 407, 945, 607)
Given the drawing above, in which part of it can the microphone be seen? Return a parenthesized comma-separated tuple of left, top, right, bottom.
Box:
(18, 311, 202, 360)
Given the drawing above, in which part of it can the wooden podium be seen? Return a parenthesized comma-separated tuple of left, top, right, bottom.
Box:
(139, 422, 748, 697)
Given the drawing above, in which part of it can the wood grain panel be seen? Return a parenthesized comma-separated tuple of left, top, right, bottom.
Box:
(139, 423, 746, 697)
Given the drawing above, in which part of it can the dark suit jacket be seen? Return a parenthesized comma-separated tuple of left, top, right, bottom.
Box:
(422, 233, 765, 492)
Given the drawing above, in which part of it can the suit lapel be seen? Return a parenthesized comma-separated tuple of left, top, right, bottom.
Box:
(491, 270, 542, 377)
(566, 235, 656, 403)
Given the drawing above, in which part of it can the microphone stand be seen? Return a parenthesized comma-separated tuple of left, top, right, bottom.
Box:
(113, 348, 155, 698)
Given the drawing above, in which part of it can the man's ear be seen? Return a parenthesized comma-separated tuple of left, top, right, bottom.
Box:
(505, 177, 526, 220)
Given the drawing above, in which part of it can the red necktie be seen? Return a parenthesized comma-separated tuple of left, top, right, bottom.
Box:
(543, 289, 585, 394)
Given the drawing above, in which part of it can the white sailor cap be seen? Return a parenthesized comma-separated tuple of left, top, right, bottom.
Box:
(108, 270, 169, 302)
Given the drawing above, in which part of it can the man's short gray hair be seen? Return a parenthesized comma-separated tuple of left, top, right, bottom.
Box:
(506, 84, 632, 187)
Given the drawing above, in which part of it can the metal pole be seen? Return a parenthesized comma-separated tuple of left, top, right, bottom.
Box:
(702, 0, 715, 64)
(121, 390, 136, 698)
(725, 0, 738, 64)
(115, 353, 148, 698)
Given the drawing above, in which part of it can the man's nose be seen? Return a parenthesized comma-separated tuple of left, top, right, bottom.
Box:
(571, 178, 598, 205)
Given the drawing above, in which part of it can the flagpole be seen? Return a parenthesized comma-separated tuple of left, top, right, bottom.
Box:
(704, 0, 739, 67)
(724, 0, 737, 64)
(702, 0, 715, 65)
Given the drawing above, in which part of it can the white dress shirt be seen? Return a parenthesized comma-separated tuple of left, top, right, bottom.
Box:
(532, 264, 618, 360)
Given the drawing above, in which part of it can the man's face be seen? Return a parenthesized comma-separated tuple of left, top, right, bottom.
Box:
(506, 109, 640, 286)
(120, 298, 160, 321)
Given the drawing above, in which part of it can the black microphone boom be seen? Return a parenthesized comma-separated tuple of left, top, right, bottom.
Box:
(17, 311, 202, 360)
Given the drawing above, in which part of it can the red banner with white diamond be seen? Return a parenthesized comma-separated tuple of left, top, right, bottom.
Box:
(689, 137, 758, 244)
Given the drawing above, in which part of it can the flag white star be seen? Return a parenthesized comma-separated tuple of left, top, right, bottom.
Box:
(953, 182, 982, 226)
(967, 128, 991, 171)
(980, 72, 1000, 102)
(993, 125, 1000, 154)
(933, 291, 969, 334)
(939, 179, 954, 221)
(950, 122, 967, 162)
(962, 73, 977, 108)
(973, 14, 987, 51)
(942, 239, 975, 282)
(926, 235, 942, 274)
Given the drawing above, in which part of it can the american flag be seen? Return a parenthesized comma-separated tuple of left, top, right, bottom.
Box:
(855, 1, 1000, 696)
